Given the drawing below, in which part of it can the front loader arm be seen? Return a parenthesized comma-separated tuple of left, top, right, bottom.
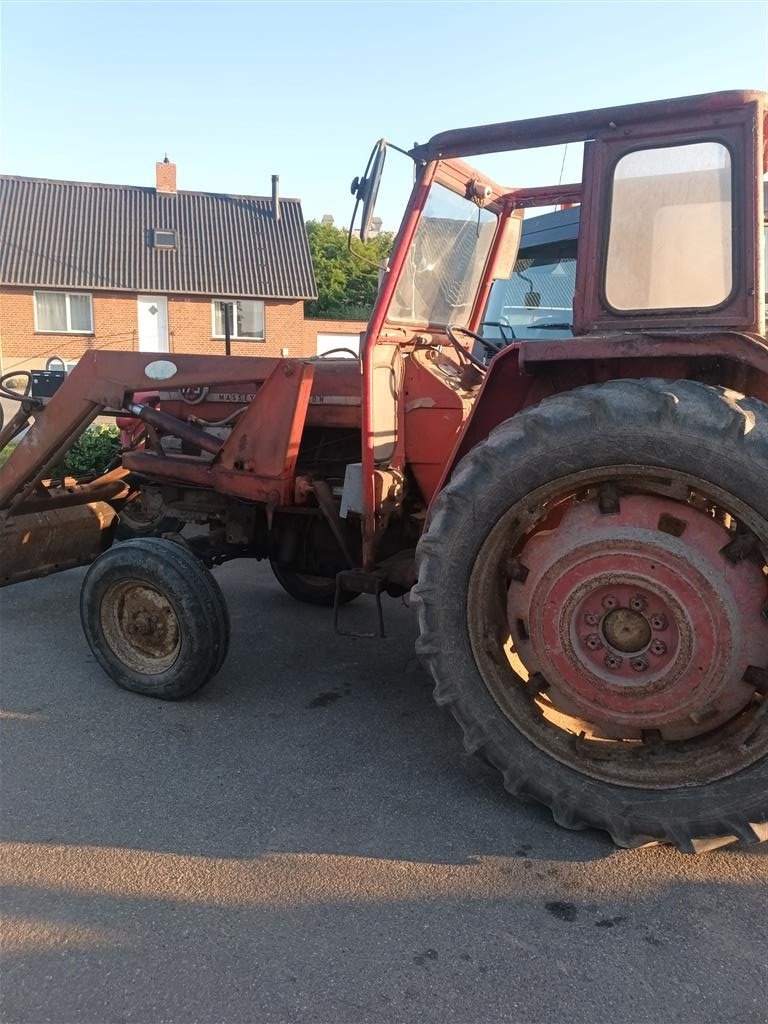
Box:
(0, 350, 293, 513)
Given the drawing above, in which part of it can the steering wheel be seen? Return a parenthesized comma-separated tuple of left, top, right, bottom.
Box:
(446, 324, 506, 369)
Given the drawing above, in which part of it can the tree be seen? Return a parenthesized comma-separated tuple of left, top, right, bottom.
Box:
(304, 220, 394, 321)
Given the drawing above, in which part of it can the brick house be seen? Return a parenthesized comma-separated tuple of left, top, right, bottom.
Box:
(0, 161, 331, 375)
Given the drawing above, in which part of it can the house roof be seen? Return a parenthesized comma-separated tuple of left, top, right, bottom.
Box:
(0, 175, 318, 300)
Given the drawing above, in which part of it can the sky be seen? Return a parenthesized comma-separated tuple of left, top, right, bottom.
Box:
(1, 0, 766, 232)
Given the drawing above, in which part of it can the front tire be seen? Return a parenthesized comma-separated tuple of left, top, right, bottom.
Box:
(414, 380, 768, 851)
(81, 538, 230, 699)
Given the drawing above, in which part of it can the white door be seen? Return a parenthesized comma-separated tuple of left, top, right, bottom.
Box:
(137, 295, 169, 352)
(316, 332, 361, 357)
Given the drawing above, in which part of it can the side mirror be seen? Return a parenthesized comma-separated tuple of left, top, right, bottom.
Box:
(350, 140, 387, 242)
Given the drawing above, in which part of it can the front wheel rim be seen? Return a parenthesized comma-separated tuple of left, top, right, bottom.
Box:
(100, 578, 181, 675)
(467, 467, 768, 789)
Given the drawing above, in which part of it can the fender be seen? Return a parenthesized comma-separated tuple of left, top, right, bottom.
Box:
(431, 330, 768, 505)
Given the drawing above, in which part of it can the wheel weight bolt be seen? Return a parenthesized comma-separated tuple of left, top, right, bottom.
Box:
(651, 640, 667, 656)
(630, 656, 649, 672)
(630, 595, 647, 612)
(584, 612, 600, 626)
(650, 614, 668, 630)
(602, 595, 618, 610)
(604, 653, 623, 669)
(584, 634, 603, 651)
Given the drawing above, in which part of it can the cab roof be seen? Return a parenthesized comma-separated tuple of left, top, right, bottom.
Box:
(411, 89, 767, 161)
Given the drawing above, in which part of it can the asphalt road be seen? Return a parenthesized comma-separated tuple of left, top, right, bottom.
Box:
(1, 559, 766, 1024)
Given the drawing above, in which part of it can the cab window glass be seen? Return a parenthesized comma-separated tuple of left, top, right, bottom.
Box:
(605, 142, 732, 310)
(390, 184, 496, 327)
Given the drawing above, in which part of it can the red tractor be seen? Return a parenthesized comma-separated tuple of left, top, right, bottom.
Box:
(1, 90, 766, 852)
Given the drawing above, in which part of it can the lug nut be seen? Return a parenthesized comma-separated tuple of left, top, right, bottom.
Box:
(602, 595, 618, 610)
(584, 612, 600, 626)
(585, 634, 603, 651)
(630, 656, 649, 672)
(604, 653, 623, 669)
(630, 595, 648, 612)
(650, 614, 668, 630)
(650, 640, 667, 656)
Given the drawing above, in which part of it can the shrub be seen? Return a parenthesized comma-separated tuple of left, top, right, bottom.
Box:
(64, 425, 120, 478)
(0, 443, 17, 467)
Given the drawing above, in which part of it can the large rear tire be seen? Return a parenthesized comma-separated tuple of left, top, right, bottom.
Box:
(81, 538, 230, 699)
(414, 380, 768, 852)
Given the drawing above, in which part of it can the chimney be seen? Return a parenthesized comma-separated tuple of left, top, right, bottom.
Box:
(271, 174, 280, 221)
(156, 155, 177, 194)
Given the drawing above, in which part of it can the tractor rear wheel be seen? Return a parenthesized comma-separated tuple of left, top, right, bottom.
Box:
(81, 537, 230, 699)
(414, 380, 768, 851)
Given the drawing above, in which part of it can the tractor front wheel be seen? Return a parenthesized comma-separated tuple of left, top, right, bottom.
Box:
(81, 538, 230, 699)
(414, 380, 768, 851)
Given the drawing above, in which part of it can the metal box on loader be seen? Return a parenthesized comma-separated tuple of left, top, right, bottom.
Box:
(1, 90, 766, 853)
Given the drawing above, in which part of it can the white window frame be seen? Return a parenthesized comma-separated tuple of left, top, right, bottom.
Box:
(33, 290, 94, 334)
(211, 298, 266, 341)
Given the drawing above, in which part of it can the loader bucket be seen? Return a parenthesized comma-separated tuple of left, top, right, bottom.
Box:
(0, 502, 117, 587)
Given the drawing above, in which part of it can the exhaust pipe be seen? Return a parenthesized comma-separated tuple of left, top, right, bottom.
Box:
(272, 174, 280, 222)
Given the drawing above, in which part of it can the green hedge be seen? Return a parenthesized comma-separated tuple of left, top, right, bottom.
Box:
(64, 425, 120, 477)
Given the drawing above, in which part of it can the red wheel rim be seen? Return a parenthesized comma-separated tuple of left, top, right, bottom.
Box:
(507, 495, 765, 741)
(467, 470, 768, 789)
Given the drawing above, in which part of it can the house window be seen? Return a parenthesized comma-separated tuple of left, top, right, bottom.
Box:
(153, 229, 177, 248)
(34, 291, 93, 333)
(212, 299, 265, 340)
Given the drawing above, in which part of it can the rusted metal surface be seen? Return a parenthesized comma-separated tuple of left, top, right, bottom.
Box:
(13, 468, 132, 515)
(412, 90, 766, 161)
(123, 360, 314, 507)
(518, 331, 768, 373)
(0, 351, 284, 511)
(467, 467, 768, 790)
(213, 360, 314, 502)
(0, 408, 33, 451)
(99, 580, 181, 674)
(506, 493, 766, 742)
(129, 402, 223, 456)
(0, 501, 117, 587)
(572, 104, 762, 335)
(431, 331, 768, 504)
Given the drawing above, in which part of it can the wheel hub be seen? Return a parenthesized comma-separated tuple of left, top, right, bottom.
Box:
(601, 607, 652, 653)
(100, 580, 180, 674)
(507, 494, 766, 741)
